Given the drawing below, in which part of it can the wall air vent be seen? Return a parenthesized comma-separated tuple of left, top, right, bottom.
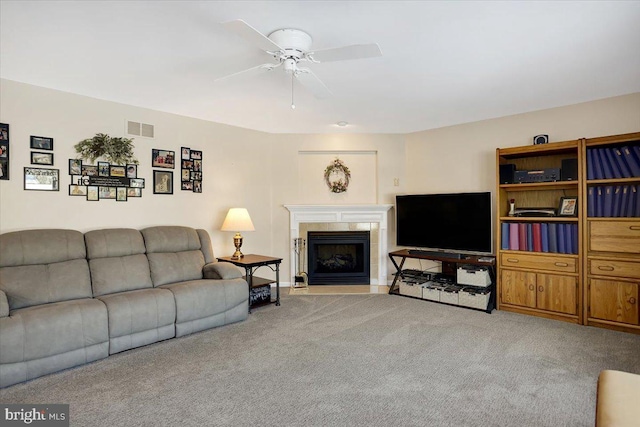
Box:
(126, 120, 155, 138)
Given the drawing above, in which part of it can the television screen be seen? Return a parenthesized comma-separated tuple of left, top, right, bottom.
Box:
(396, 192, 492, 254)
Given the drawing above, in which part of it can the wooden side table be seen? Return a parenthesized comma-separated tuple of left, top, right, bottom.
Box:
(217, 254, 283, 313)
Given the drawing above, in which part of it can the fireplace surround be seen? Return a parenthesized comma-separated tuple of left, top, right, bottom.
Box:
(284, 204, 393, 288)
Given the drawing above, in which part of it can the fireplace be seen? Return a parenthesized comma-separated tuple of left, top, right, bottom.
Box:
(307, 231, 370, 285)
(284, 204, 393, 288)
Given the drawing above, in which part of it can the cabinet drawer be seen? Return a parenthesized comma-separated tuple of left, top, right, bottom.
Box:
(589, 259, 640, 280)
(501, 253, 576, 273)
(589, 221, 640, 254)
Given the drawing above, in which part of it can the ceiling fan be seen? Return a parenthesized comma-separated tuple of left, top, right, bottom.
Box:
(217, 20, 382, 107)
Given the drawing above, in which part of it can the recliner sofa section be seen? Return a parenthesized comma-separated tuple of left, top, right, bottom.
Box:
(0, 230, 109, 388)
(0, 226, 249, 388)
(141, 226, 249, 337)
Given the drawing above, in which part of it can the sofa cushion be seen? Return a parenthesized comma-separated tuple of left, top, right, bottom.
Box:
(89, 254, 153, 296)
(147, 251, 205, 287)
(160, 278, 248, 336)
(0, 298, 109, 387)
(0, 229, 92, 310)
(85, 228, 153, 297)
(196, 229, 215, 264)
(0, 259, 92, 310)
(0, 229, 86, 267)
(97, 288, 176, 354)
(141, 226, 201, 254)
(85, 228, 146, 259)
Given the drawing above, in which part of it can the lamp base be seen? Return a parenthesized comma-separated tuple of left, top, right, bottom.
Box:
(231, 233, 244, 259)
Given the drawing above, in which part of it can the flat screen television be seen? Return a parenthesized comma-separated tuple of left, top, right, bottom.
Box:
(396, 192, 493, 255)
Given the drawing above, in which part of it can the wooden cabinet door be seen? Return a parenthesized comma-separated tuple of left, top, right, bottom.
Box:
(590, 279, 639, 325)
(501, 269, 536, 308)
(536, 273, 577, 315)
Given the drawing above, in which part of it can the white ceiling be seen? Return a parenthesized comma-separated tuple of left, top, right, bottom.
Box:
(1, 1, 639, 134)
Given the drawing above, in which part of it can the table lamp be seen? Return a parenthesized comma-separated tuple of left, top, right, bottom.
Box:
(220, 208, 255, 259)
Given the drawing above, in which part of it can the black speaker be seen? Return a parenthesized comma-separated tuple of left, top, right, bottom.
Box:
(499, 164, 516, 184)
(561, 158, 578, 181)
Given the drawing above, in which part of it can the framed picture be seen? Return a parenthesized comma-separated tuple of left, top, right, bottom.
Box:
(0, 123, 9, 181)
(129, 178, 145, 188)
(116, 187, 128, 202)
(190, 150, 202, 160)
(126, 164, 137, 178)
(193, 159, 202, 172)
(69, 159, 82, 175)
(181, 181, 193, 191)
(98, 162, 110, 177)
(193, 180, 202, 193)
(69, 185, 87, 196)
(110, 165, 126, 177)
(181, 169, 191, 182)
(99, 187, 116, 199)
(30, 136, 53, 151)
(153, 170, 173, 194)
(182, 160, 193, 169)
(86, 186, 99, 201)
(24, 167, 59, 191)
(558, 197, 578, 216)
(82, 165, 98, 177)
(127, 187, 142, 197)
(31, 151, 54, 166)
(152, 149, 175, 169)
(181, 147, 190, 160)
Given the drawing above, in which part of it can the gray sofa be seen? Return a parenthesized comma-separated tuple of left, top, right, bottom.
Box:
(0, 226, 248, 388)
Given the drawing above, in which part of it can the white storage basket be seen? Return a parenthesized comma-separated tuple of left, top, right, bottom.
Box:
(421, 284, 442, 302)
(459, 288, 491, 310)
(457, 266, 492, 287)
(440, 286, 459, 305)
(399, 282, 422, 298)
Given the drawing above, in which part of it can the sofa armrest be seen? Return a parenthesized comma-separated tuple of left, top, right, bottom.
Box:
(0, 289, 9, 317)
(203, 262, 243, 280)
(596, 370, 640, 427)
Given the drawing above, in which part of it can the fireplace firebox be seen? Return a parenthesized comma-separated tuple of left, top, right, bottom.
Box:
(307, 231, 370, 285)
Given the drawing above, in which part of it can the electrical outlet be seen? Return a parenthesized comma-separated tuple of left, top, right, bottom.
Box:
(393, 178, 400, 186)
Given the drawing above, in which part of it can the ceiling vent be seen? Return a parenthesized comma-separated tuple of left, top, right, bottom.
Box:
(126, 120, 154, 138)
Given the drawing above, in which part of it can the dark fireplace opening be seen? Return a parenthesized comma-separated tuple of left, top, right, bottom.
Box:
(307, 231, 370, 285)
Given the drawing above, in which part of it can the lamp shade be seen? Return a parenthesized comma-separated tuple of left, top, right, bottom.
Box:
(220, 208, 255, 232)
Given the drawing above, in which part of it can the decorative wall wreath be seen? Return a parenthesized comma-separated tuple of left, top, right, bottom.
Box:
(324, 158, 351, 193)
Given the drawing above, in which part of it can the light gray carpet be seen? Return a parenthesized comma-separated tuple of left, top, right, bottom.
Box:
(2, 294, 639, 427)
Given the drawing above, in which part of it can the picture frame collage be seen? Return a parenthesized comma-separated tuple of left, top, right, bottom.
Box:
(0, 123, 9, 180)
(180, 147, 202, 193)
(25, 134, 59, 191)
(69, 158, 144, 201)
(152, 148, 174, 195)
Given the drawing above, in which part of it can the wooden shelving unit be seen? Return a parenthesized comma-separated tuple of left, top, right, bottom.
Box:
(582, 132, 640, 334)
(496, 140, 583, 324)
(496, 132, 640, 334)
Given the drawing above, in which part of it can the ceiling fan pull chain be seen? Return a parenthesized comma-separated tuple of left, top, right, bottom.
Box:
(291, 72, 296, 110)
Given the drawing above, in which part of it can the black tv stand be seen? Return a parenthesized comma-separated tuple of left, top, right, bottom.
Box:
(388, 249, 496, 313)
(407, 249, 462, 259)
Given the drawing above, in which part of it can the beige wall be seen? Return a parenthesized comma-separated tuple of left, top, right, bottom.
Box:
(0, 79, 406, 283)
(400, 92, 640, 271)
(1, 79, 638, 283)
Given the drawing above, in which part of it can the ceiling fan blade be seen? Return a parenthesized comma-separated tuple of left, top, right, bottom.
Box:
(215, 63, 277, 82)
(310, 43, 382, 63)
(222, 19, 283, 53)
(296, 68, 332, 99)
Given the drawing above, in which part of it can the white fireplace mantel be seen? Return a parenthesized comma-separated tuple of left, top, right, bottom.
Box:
(284, 204, 393, 287)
